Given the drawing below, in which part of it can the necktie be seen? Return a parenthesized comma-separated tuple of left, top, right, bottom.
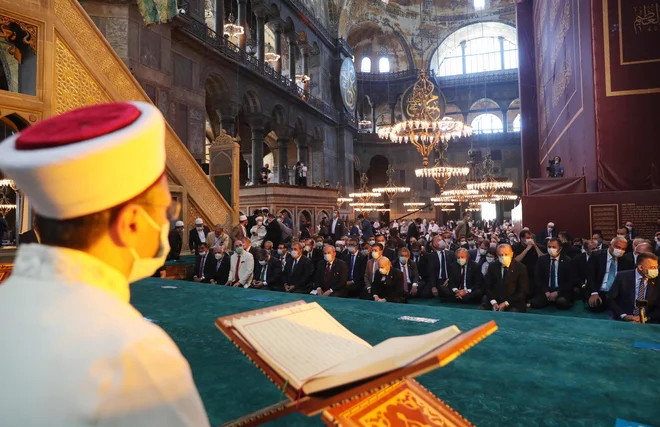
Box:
(461, 266, 466, 289)
(440, 252, 446, 279)
(634, 277, 647, 316)
(199, 255, 206, 277)
(349, 255, 355, 281)
(234, 255, 241, 282)
(502, 266, 508, 281)
(325, 263, 331, 289)
(293, 259, 297, 272)
(260, 264, 267, 281)
(403, 264, 409, 292)
(550, 259, 557, 290)
(606, 259, 617, 291)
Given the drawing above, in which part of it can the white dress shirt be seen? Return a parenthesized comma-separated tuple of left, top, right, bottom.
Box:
(331, 218, 338, 234)
(0, 244, 208, 426)
(548, 256, 560, 290)
(436, 250, 448, 279)
(599, 251, 616, 292)
(197, 228, 206, 243)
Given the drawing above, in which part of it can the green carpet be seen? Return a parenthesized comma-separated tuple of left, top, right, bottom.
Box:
(130, 279, 660, 427)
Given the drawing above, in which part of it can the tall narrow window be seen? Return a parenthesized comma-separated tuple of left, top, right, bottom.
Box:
(378, 57, 390, 73)
(512, 114, 521, 132)
(360, 57, 371, 73)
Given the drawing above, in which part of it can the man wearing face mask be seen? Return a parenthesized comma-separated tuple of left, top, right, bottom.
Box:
(624, 221, 637, 240)
(480, 244, 529, 312)
(283, 242, 314, 293)
(193, 243, 214, 283)
(167, 220, 185, 261)
(372, 257, 407, 303)
(623, 241, 654, 266)
(470, 240, 489, 265)
(608, 253, 659, 323)
(189, 217, 210, 255)
(358, 214, 374, 239)
(481, 248, 498, 277)
(586, 237, 634, 312)
(616, 227, 633, 253)
(345, 239, 367, 297)
(208, 246, 230, 285)
(530, 239, 573, 310)
(570, 240, 597, 301)
(264, 212, 282, 248)
(393, 247, 420, 298)
(443, 248, 483, 304)
(252, 248, 282, 291)
(314, 246, 348, 297)
(592, 232, 607, 251)
(362, 243, 385, 299)
(226, 239, 254, 288)
(429, 235, 456, 298)
(330, 210, 345, 242)
(537, 222, 555, 243)
(0, 102, 208, 425)
(375, 234, 397, 262)
(513, 230, 543, 299)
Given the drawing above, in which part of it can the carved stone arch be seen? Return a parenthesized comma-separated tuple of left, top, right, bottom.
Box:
(295, 116, 306, 135)
(313, 125, 323, 143)
(318, 209, 330, 222)
(468, 98, 503, 124)
(271, 104, 287, 126)
(242, 90, 262, 114)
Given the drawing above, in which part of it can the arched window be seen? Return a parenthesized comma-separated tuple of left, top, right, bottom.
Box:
(431, 23, 518, 77)
(378, 57, 390, 73)
(512, 114, 521, 132)
(473, 0, 485, 10)
(360, 57, 371, 73)
(472, 114, 503, 134)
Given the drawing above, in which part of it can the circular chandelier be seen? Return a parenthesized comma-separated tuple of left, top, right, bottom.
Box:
(223, 13, 244, 39)
(432, 177, 484, 203)
(403, 190, 426, 212)
(377, 70, 472, 167)
(492, 193, 518, 201)
(465, 203, 482, 212)
(433, 201, 455, 207)
(373, 165, 410, 202)
(466, 152, 514, 198)
(335, 183, 353, 209)
(264, 43, 280, 63)
(349, 173, 384, 210)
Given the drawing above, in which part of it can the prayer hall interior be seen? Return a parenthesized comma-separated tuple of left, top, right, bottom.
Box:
(0, 0, 659, 426)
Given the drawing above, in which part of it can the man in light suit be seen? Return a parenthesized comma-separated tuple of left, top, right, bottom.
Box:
(206, 224, 231, 252)
(372, 257, 407, 303)
(609, 252, 659, 323)
(314, 246, 349, 297)
(230, 215, 248, 244)
(330, 210, 345, 242)
(226, 239, 254, 287)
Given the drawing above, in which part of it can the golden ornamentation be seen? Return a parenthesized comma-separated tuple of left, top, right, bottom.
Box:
(54, 38, 110, 114)
(634, 3, 660, 34)
(552, 57, 572, 107)
(357, 389, 447, 427)
(212, 129, 240, 146)
(0, 15, 37, 63)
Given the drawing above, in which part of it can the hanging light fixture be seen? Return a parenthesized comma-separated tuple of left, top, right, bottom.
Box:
(223, 12, 244, 39)
(373, 165, 410, 202)
(467, 152, 513, 198)
(264, 42, 280, 63)
(0, 179, 17, 218)
(415, 145, 470, 193)
(348, 173, 384, 211)
(378, 70, 472, 167)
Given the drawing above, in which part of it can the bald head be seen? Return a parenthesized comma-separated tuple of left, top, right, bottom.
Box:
(635, 242, 653, 255)
(377, 256, 391, 274)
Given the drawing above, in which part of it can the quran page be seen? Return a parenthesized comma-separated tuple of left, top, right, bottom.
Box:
(302, 326, 461, 394)
(231, 302, 371, 389)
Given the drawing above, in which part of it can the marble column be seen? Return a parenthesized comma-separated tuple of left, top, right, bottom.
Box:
(251, 127, 265, 183)
(274, 28, 282, 73)
(288, 36, 296, 82)
(255, 13, 265, 64)
(501, 109, 508, 133)
(277, 137, 289, 184)
(237, 0, 247, 49)
(220, 116, 236, 136)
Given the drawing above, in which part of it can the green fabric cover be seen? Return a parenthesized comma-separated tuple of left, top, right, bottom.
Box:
(131, 279, 660, 427)
(135, 0, 178, 25)
(165, 255, 197, 266)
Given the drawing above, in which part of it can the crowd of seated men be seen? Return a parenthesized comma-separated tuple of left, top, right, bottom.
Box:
(181, 213, 660, 323)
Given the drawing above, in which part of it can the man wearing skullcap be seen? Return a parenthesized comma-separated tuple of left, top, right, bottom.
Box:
(0, 102, 209, 426)
(168, 220, 185, 261)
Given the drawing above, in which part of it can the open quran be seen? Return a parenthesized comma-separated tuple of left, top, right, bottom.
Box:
(215, 301, 497, 426)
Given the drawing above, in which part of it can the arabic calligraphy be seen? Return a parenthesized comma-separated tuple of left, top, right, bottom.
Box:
(340, 58, 357, 113)
(634, 3, 660, 33)
(402, 71, 445, 122)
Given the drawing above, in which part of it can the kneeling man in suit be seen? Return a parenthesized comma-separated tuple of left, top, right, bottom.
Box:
(608, 252, 659, 323)
(372, 257, 407, 303)
(314, 246, 348, 297)
(480, 244, 529, 312)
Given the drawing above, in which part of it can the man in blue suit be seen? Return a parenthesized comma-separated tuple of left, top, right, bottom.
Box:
(608, 252, 659, 323)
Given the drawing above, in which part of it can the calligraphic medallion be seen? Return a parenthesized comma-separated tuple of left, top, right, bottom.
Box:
(339, 58, 357, 114)
(401, 78, 446, 121)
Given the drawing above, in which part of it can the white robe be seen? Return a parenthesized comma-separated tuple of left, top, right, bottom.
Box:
(0, 244, 209, 426)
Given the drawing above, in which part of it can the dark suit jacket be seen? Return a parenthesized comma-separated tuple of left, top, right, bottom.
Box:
(586, 250, 635, 294)
(349, 225, 360, 237)
(608, 270, 659, 323)
(428, 250, 457, 290)
(534, 254, 572, 295)
(18, 229, 39, 245)
(189, 226, 210, 253)
(315, 259, 348, 297)
(622, 252, 637, 266)
(372, 268, 407, 303)
(346, 253, 368, 290)
(168, 229, 183, 260)
(393, 260, 420, 292)
(406, 223, 419, 241)
(264, 220, 282, 248)
(209, 255, 231, 284)
(383, 248, 397, 263)
(278, 253, 294, 271)
(254, 258, 282, 290)
(571, 253, 590, 288)
(484, 260, 529, 307)
(330, 218, 345, 241)
(194, 254, 214, 282)
(361, 219, 374, 238)
(284, 256, 314, 293)
(537, 229, 554, 243)
(448, 260, 483, 292)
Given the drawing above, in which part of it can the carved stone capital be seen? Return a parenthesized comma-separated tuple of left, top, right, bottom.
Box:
(245, 113, 270, 129)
